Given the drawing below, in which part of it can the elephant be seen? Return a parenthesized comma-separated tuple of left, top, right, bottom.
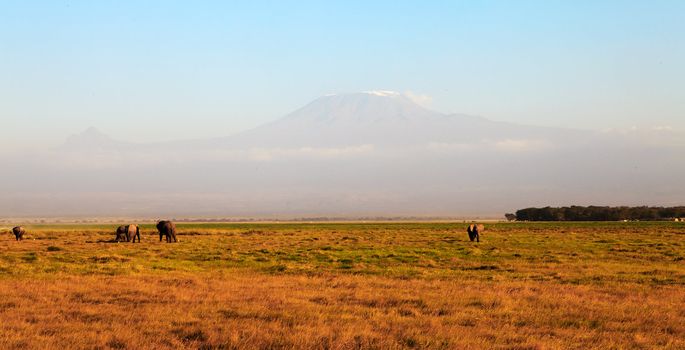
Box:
(126, 224, 141, 243)
(12, 226, 25, 241)
(156, 220, 177, 243)
(115, 224, 140, 242)
(467, 224, 485, 242)
(115, 225, 128, 242)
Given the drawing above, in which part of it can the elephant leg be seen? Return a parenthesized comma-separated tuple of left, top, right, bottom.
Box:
(476, 234, 480, 243)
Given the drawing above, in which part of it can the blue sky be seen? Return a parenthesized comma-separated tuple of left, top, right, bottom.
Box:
(1, 1, 683, 149)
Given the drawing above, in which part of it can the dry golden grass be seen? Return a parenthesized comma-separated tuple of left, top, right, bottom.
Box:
(0, 222, 683, 349)
(0, 274, 683, 349)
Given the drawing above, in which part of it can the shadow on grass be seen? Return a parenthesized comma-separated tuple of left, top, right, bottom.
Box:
(93, 239, 127, 244)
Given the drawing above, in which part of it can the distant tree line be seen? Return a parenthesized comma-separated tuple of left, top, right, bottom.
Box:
(508, 206, 685, 221)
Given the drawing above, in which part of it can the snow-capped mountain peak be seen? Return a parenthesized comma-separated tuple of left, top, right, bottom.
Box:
(361, 90, 401, 97)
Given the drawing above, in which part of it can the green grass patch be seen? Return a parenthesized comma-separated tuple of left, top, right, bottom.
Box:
(0, 222, 682, 285)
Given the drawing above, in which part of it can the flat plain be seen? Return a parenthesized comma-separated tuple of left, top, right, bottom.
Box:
(0, 222, 683, 349)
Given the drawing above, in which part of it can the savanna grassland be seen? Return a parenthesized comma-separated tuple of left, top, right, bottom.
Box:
(0, 222, 683, 349)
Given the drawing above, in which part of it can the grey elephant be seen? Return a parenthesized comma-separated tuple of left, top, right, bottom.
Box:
(115, 225, 128, 242)
(467, 224, 484, 242)
(12, 226, 26, 241)
(156, 220, 177, 243)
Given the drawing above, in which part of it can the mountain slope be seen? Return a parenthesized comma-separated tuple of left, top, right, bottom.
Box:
(59, 127, 131, 152)
(211, 91, 592, 149)
(57, 92, 595, 151)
